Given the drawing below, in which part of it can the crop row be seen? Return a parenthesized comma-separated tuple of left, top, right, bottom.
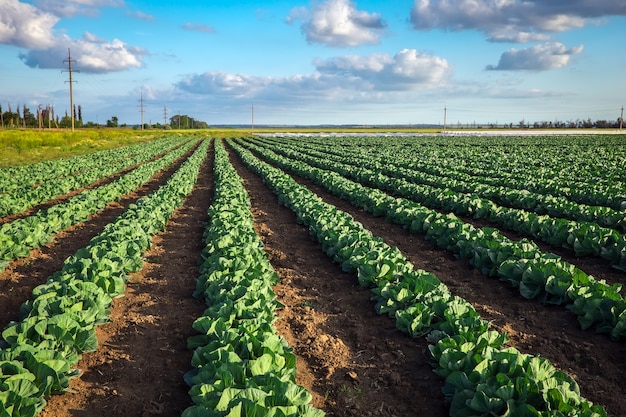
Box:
(228, 139, 608, 417)
(235, 138, 626, 340)
(0, 139, 200, 273)
(0, 135, 181, 192)
(182, 139, 323, 416)
(256, 136, 626, 233)
(274, 134, 626, 210)
(0, 139, 209, 417)
(250, 136, 626, 270)
(0, 136, 189, 218)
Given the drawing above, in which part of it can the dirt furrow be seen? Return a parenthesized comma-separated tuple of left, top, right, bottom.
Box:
(232, 146, 626, 416)
(40, 146, 213, 417)
(228, 148, 449, 417)
(0, 145, 199, 331)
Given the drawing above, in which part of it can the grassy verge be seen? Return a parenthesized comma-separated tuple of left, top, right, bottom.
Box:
(0, 129, 168, 168)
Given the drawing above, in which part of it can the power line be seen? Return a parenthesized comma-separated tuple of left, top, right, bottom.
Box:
(138, 92, 145, 130)
(63, 48, 79, 131)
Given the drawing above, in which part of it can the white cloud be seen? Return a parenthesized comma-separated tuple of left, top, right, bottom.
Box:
(178, 72, 267, 98)
(128, 10, 154, 21)
(19, 33, 147, 73)
(486, 42, 584, 70)
(410, 0, 625, 42)
(176, 48, 451, 103)
(34, 0, 124, 18)
(286, 6, 309, 24)
(0, 0, 59, 48)
(287, 0, 386, 47)
(1, 1, 147, 73)
(315, 49, 451, 89)
(181, 23, 216, 34)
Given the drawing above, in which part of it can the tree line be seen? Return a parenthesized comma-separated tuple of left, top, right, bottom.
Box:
(0, 103, 88, 129)
(0, 103, 208, 130)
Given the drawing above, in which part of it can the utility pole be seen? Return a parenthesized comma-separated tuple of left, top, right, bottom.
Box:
(443, 106, 447, 132)
(63, 48, 78, 131)
(138, 92, 145, 130)
(620, 106, 624, 130)
(162, 106, 168, 129)
(251, 104, 254, 131)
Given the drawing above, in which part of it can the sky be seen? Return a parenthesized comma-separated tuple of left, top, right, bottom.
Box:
(1, 0, 625, 126)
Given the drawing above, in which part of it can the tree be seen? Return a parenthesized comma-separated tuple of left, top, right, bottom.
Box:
(22, 105, 37, 128)
(58, 110, 72, 128)
(106, 116, 119, 127)
(169, 114, 209, 129)
(2, 104, 20, 128)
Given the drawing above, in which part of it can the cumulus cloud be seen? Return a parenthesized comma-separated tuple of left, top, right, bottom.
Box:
(486, 42, 584, 70)
(181, 23, 216, 34)
(2, 0, 148, 73)
(35, 0, 124, 18)
(19, 32, 147, 73)
(177, 48, 451, 102)
(315, 49, 451, 89)
(410, 0, 625, 42)
(177, 72, 266, 98)
(0, 0, 59, 48)
(287, 0, 386, 47)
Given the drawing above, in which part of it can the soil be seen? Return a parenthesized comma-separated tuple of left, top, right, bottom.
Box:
(1, 139, 625, 416)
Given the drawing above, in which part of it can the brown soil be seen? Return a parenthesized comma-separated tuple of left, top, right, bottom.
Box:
(2, 140, 624, 417)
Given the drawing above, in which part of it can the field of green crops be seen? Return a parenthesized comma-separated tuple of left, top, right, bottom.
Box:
(1, 131, 625, 416)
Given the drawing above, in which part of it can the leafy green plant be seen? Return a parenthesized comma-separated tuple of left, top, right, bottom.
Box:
(183, 139, 323, 417)
(0, 139, 209, 417)
(231, 138, 608, 417)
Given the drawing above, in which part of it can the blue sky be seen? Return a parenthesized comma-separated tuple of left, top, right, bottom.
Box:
(1, 0, 624, 126)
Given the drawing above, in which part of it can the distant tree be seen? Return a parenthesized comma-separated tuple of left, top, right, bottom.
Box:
(39, 106, 51, 128)
(59, 112, 72, 128)
(21, 105, 37, 127)
(57, 113, 72, 129)
(106, 116, 119, 127)
(2, 104, 20, 128)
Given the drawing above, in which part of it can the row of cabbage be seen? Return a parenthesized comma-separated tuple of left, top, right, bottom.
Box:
(277, 134, 626, 210)
(182, 139, 323, 417)
(248, 137, 626, 271)
(0, 136, 189, 217)
(0, 140, 209, 417)
(228, 139, 608, 417)
(0, 136, 179, 194)
(257, 136, 626, 232)
(235, 138, 626, 340)
(0, 139, 200, 273)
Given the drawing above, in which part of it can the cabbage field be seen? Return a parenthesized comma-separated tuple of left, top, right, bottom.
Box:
(1, 132, 625, 417)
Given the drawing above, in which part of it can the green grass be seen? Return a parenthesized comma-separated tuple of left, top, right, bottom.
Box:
(0, 126, 437, 168)
(0, 129, 174, 168)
